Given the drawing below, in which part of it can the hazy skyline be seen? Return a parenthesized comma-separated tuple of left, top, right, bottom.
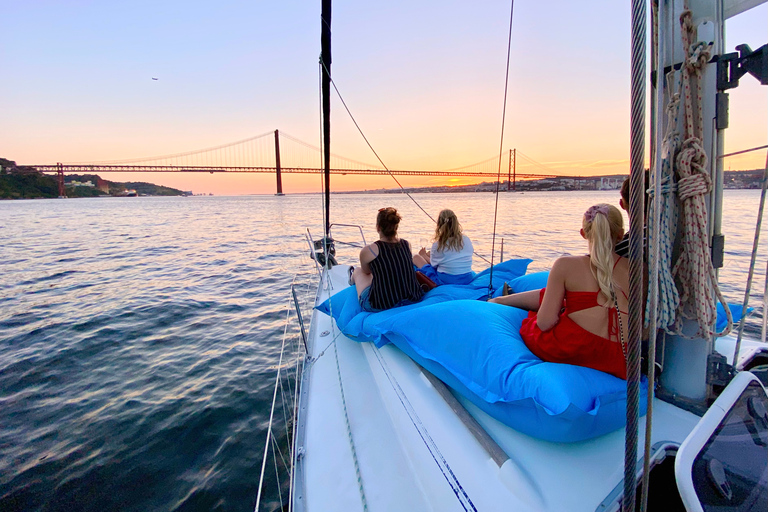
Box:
(2, 1, 766, 195)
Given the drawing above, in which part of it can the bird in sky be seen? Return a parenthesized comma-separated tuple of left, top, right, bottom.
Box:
(152, 77, 158, 80)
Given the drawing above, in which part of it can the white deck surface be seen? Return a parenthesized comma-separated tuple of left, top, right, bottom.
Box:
(295, 265, 704, 511)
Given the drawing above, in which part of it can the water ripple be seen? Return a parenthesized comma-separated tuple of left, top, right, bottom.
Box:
(0, 192, 765, 511)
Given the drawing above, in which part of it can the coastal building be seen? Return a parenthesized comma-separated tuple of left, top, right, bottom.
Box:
(95, 177, 110, 193)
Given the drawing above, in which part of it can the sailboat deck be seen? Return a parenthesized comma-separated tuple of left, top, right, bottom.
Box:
(295, 264, 702, 511)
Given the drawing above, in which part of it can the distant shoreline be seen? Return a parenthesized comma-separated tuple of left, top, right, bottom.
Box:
(337, 168, 765, 195)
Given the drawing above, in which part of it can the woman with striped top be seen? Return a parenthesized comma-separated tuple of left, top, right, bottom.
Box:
(350, 207, 424, 312)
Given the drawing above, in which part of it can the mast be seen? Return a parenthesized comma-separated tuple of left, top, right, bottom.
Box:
(321, 0, 332, 238)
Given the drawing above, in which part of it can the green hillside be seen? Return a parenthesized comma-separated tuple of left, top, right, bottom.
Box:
(0, 160, 185, 199)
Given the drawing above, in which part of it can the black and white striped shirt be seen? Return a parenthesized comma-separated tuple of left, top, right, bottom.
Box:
(369, 240, 424, 310)
(615, 226, 647, 259)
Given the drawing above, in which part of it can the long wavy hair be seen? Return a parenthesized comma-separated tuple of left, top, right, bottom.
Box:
(434, 209, 464, 252)
(582, 204, 624, 300)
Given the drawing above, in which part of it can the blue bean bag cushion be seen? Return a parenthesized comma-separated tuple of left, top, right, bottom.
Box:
(317, 259, 531, 346)
(317, 260, 647, 442)
(509, 270, 549, 293)
(716, 302, 753, 332)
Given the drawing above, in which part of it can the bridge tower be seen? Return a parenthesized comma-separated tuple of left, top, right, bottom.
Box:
(274, 130, 284, 196)
(56, 162, 66, 198)
(507, 149, 516, 191)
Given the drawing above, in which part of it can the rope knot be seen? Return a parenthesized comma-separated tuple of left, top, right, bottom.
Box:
(664, 92, 680, 117)
(677, 137, 711, 201)
(686, 42, 712, 72)
(679, 10, 693, 32)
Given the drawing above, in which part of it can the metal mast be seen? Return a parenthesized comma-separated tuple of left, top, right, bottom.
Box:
(321, 0, 332, 237)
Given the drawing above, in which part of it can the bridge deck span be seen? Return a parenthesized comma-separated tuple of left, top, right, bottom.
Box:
(30, 164, 556, 179)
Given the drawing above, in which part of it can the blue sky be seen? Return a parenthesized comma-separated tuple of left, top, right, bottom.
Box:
(1, 1, 765, 194)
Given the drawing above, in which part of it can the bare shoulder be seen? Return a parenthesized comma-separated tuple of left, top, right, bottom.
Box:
(360, 242, 378, 263)
(552, 255, 590, 272)
(613, 255, 630, 281)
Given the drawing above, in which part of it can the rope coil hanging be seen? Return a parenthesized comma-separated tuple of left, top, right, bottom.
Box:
(669, 9, 733, 339)
(645, 69, 682, 333)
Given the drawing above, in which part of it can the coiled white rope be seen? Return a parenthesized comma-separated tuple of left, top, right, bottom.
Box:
(669, 9, 733, 339)
(646, 69, 681, 333)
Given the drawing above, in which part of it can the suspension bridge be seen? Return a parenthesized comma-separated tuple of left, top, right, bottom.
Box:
(26, 130, 561, 195)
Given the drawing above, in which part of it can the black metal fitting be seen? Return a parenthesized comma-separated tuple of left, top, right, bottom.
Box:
(717, 43, 768, 91)
(707, 352, 735, 387)
(310, 237, 338, 267)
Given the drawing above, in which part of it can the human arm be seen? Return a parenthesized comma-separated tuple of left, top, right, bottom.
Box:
(428, 242, 443, 270)
(535, 258, 567, 331)
(359, 243, 378, 274)
(488, 289, 543, 309)
(418, 246, 431, 264)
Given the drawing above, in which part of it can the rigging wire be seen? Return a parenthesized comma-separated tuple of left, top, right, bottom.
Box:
(318, 60, 492, 265)
(488, 0, 516, 297)
(624, 0, 646, 511)
(319, 60, 435, 224)
(640, 3, 665, 509)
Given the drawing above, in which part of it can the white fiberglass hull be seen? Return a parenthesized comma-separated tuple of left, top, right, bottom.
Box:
(292, 264, 705, 512)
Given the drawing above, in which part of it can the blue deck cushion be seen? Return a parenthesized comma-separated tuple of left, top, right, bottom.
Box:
(316, 259, 531, 346)
(374, 300, 646, 442)
(508, 270, 549, 293)
(716, 302, 753, 332)
(316, 261, 646, 442)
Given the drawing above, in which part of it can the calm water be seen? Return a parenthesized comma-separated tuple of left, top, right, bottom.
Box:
(1, 191, 765, 511)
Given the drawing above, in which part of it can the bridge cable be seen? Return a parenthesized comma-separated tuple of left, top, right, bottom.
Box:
(487, 0, 516, 298)
(76, 131, 274, 165)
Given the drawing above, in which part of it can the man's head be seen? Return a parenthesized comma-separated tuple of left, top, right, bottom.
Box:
(619, 171, 650, 213)
(620, 178, 630, 212)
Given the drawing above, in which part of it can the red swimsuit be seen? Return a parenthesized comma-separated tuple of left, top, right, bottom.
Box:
(520, 287, 628, 380)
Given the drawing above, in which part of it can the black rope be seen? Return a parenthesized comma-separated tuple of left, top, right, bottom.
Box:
(488, 0, 516, 298)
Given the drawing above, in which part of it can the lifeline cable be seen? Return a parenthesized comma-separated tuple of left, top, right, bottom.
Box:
(732, 151, 768, 365)
(487, 0, 516, 298)
(255, 298, 294, 511)
(370, 345, 477, 511)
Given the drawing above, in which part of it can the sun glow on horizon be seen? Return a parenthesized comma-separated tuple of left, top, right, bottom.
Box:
(1, 2, 764, 196)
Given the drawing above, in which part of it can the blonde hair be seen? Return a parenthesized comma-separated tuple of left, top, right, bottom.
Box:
(582, 203, 624, 300)
(434, 209, 464, 252)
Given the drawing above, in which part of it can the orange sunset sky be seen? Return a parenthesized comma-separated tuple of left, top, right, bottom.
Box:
(2, 1, 765, 195)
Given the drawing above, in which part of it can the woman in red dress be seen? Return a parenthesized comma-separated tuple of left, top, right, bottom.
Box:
(490, 203, 629, 379)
